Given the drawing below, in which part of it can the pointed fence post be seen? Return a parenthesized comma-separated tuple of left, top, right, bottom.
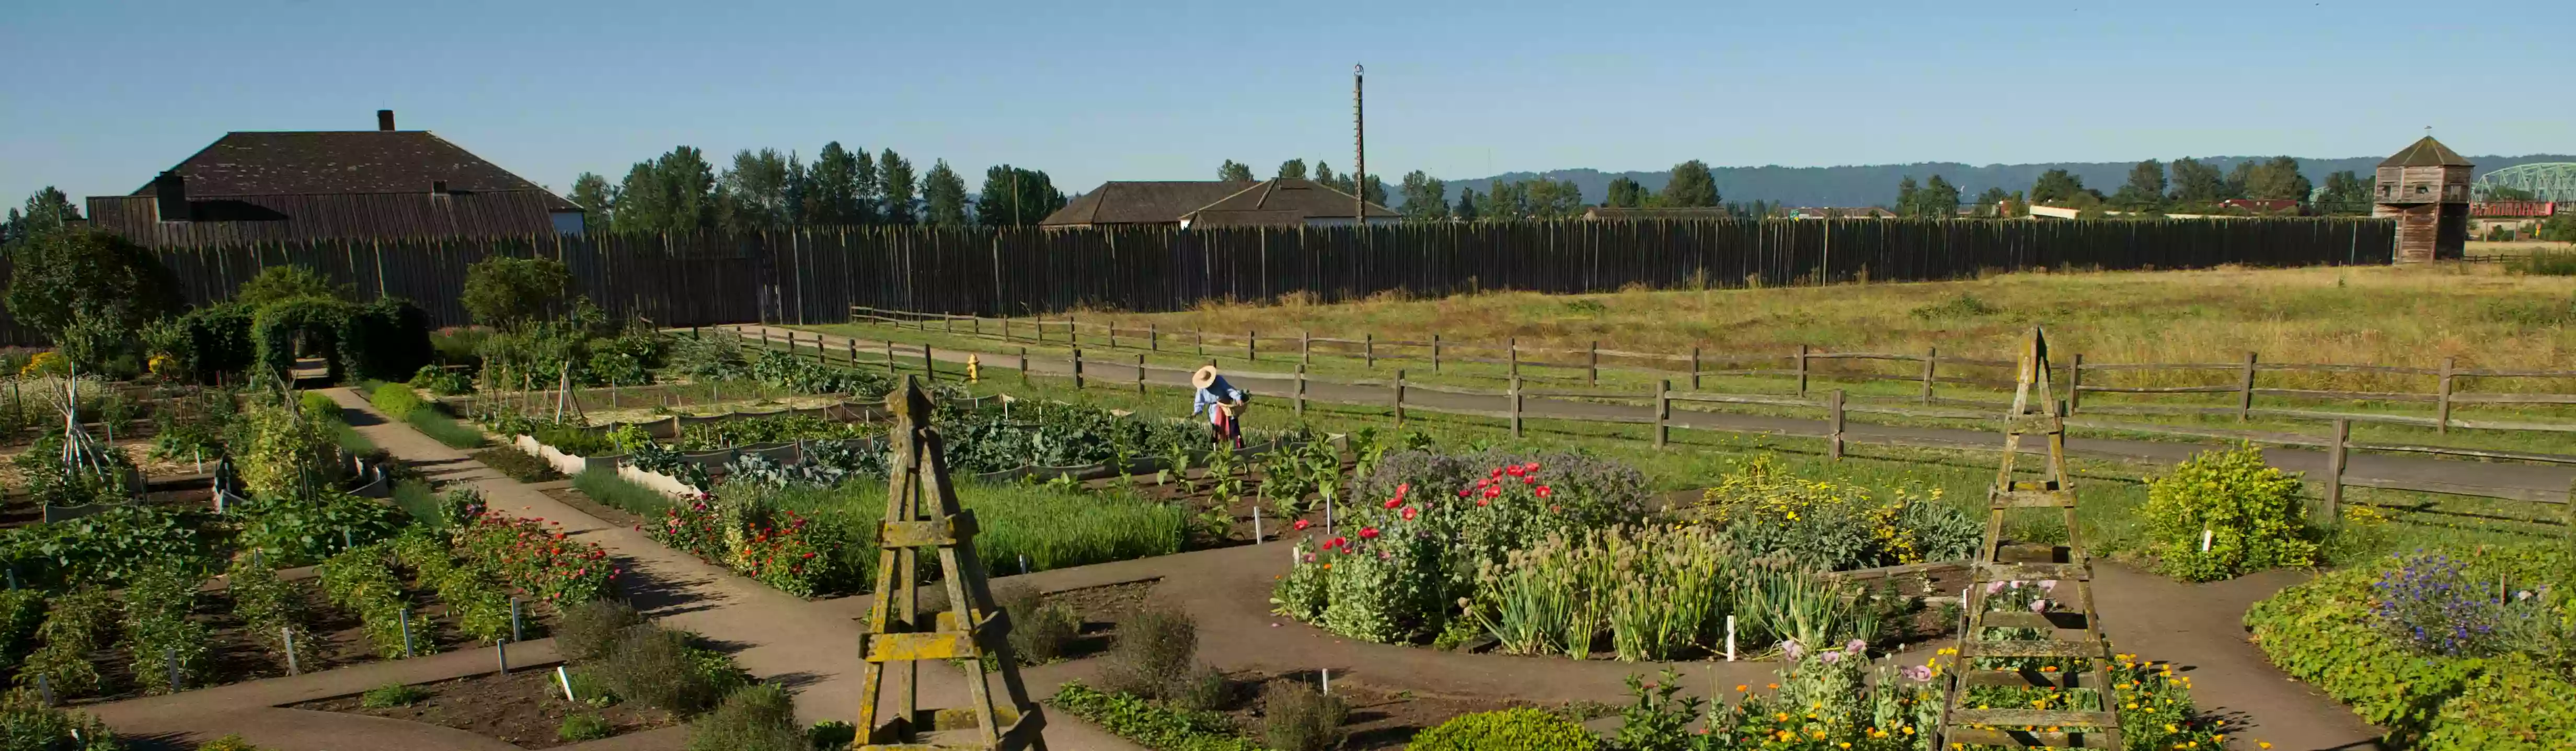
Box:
(1135, 355, 1147, 395)
(1588, 341, 1600, 386)
(1431, 333, 1442, 372)
(1247, 331, 1257, 362)
(2239, 351, 2259, 422)
(1301, 331, 1312, 367)
(1690, 347, 1702, 390)
(2436, 356, 2457, 434)
(1364, 334, 1374, 368)
(2068, 353, 2085, 414)
(1795, 344, 1810, 396)
(1019, 347, 1030, 386)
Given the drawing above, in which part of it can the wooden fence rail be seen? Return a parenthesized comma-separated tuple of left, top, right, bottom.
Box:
(728, 325, 2576, 518)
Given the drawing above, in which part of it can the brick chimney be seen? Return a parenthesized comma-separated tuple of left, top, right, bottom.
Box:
(377, 109, 396, 131)
(154, 172, 188, 222)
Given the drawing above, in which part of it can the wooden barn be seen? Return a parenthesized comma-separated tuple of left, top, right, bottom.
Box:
(2372, 136, 2473, 263)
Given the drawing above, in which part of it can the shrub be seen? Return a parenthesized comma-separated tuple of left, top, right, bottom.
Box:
(1409, 707, 1598, 751)
(450, 511, 618, 604)
(2, 226, 174, 342)
(336, 298, 434, 382)
(1049, 682, 1259, 751)
(233, 397, 342, 500)
(597, 626, 739, 716)
(684, 683, 804, 751)
(997, 587, 1079, 666)
(408, 365, 475, 396)
(1355, 449, 1650, 534)
(1698, 455, 1977, 571)
(316, 545, 432, 659)
(360, 682, 428, 708)
(1258, 681, 1347, 751)
(2505, 249, 2576, 276)
(173, 303, 257, 382)
(232, 265, 348, 307)
(195, 735, 272, 751)
(226, 554, 312, 670)
(233, 490, 406, 567)
(558, 713, 614, 742)
(555, 599, 643, 662)
(1100, 605, 1197, 701)
(461, 257, 572, 331)
(0, 693, 122, 750)
(15, 588, 114, 698)
(369, 383, 424, 420)
(0, 590, 43, 675)
(121, 565, 213, 695)
(2141, 446, 2317, 581)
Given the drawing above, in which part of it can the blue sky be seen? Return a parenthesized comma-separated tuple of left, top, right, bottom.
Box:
(4, 0, 2569, 206)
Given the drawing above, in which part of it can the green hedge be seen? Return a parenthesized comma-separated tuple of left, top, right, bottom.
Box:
(2246, 550, 2576, 749)
(1407, 708, 1598, 751)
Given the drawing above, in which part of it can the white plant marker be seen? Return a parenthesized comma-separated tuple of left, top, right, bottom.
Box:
(1725, 616, 1736, 662)
(2201, 528, 2214, 553)
(558, 666, 578, 702)
(1320, 668, 1330, 695)
(1253, 506, 1263, 543)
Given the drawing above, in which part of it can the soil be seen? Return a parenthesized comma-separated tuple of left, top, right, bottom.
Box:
(545, 486, 648, 530)
(1192, 672, 1522, 751)
(292, 668, 676, 748)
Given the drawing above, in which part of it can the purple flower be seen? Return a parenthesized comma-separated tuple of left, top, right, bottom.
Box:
(1847, 639, 1868, 653)
(1985, 582, 2007, 595)
(1780, 640, 1804, 659)
(2029, 599, 2050, 612)
(1819, 650, 1844, 664)
(1902, 665, 1934, 682)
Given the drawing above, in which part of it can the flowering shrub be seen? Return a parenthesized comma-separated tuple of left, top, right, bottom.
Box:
(1697, 455, 1977, 572)
(2141, 445, 2317, 581)
(645, 494, 847, 598)
(1355, 449, 1650, 535)
(2374, 551, 2511, 656)
(452, 513, 619, 604)
(1409, 707, 1598, 751)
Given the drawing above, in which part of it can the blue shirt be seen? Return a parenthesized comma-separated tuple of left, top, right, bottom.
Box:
(1192, 376, 1244, 422)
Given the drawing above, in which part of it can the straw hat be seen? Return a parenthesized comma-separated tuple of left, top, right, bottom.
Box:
(1192, 365, 1221, 391)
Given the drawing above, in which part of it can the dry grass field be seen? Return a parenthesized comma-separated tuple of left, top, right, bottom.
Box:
(1075, 263, 2575, 393)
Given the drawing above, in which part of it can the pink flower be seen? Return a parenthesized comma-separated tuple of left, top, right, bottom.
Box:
(1490, 468, 1504, 478)
(1400, 507, 1418, 520)
(1294, 519, 1311, 530)
(2029, 599, 2050, 612)
(1476, 499, 1489, 507)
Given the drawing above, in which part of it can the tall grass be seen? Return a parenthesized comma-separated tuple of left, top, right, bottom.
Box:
(761, 479, 1188, 577)
(573, 468, 673, 517)
(2505, 249, 2576, 277)
(391, 479, 444, 528)
(404, 408, 487, 449)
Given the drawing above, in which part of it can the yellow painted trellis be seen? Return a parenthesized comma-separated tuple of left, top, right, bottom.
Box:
(856, 376, 1047, 750)
(1932, 328, 2124, 750)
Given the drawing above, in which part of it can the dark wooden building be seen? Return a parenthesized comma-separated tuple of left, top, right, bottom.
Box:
(2372, 136, 2472, 263)
(85, 110, 582, 248)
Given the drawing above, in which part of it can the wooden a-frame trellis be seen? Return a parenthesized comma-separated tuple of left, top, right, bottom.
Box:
(855, 376, 1048, 750)
(1931, 328, 2124, 750)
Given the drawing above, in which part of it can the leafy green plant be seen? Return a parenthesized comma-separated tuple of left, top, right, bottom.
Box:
(992, 583, 1079, 665)
(1259, 681, 1347, 751)
(408, 365, 476, 396)
(367, 382, 424, 420)
(315, 545, 433, 659)
(461, 257, 572, 331)
(573, 468, 676, 517)
(226, 554, 312, 671)
(1409, 707, 1598, 751)
(14, 588, 114, 698)
(1698, 455, 1976, 571)
(1099, 605, 1199, 701)
(558, 713, 614, 742)
(683, 683, 804, 751)
(122, 565, 213, 695)
(598, 625, 743, 716)
(470, 447, 562, 483)
(360, 682, 429, 708)
(0, 692, 123, 750)
(233, 490, 407, 566)
(0, 590, 44, 676)
(1049, 682, 1260, 751)
(2141, 446, 2317, 581)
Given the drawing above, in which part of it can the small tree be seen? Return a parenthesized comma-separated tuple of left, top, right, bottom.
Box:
(461, 257, 572, 330)
(4, 227, 176, 343)
(234, 265, 350, 307)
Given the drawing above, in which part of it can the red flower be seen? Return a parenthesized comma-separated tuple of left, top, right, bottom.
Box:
(1523, 476, 1536, 485)
(1457, 489, 1470, 498)
(1395, 483, 1410, 500)
(1294, 519, 1311, 530)
(1535, 485, 1553, 498)
(1482, 487, 1501, 499)
(1477, 498, 1490, 507)
(1359, 527, 1380, 539)
(1506, 465, 1526, 477)
(1400, 507, 1418, 520)
(1490, 468, 1503, 478)
(1327, 536, 1349, 550)
(1383, 497, 1402, 509)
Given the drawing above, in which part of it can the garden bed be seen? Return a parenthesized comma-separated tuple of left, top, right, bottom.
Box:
(290, 667, 676, 748)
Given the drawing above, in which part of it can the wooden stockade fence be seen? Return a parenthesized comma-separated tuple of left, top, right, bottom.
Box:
(0, 218, 2396, 346)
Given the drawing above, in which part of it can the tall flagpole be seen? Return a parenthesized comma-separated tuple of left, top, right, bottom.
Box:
(1354, 63, 1365, 229)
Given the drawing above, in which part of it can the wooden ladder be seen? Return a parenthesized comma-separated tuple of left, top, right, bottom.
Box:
(856, 376, 1049, 751)
(1932, 328, 2123, 750)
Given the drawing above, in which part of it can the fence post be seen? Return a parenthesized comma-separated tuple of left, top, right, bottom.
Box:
(1072, 348, 1085, 390)
(1509, 338, 1520, 378)
(922, 344, 936, 380)
(2326, 418, 2349, 520)
(1033, 316, 1044, 344)
(1431, 334, 1442, 372)
(1136, 355, 1147, 395)
(1107, 323, 1117, 350)
(1796, 344, 1810, 397)
(1690, 347, 1702, 390)
(1247, 331, 1257, 362)
(1064, 313, 1074, 343)
(1364, 334, 1374, 368)
(1510, 376, 1524, 438)
(1151, 324, 1159, 352)
(1195, 330, 1204, 357)
(1828, 389, 1847, 461)
(1654, 380, 1671, 449)
(511, 598, 523, 642)
(1920, 347, 1937, 404)
(884, 340, 896, 376)
(166, 647, 181, 691)
(1393, 370, 1406, 427)
(1589, 342, 1600, 386)
(1301, 331, 1311, 367)
(1019, 347, 1030, 386)
(2436, 356, 2456, 434)
(2239, 351, 2258, 422)
(1295, 365, 1307, 416)
(2068, 353, 2084, 414)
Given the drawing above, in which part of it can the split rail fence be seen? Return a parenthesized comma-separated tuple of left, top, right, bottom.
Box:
(721, 316, 2576, 522)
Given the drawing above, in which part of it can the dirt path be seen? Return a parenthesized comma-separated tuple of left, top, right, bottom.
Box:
(737, 324, 2576, 505)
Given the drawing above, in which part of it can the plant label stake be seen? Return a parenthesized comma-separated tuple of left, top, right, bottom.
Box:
(2201, 528, 2213, 553)
(511, 598, 524, 643)
(283, 628, 300, 675)
(558, 665, 578, 702)
(497, 639, 510, 675)
(1252, 506, 1263, 543)
(36, 674, 51, 706)
(1725, 616, 1736, 662)
(1320, 668, 1330, 695)
(342, 527, 353, 552)
(399, 607, 415, 657)
(165, 647, 181, 691)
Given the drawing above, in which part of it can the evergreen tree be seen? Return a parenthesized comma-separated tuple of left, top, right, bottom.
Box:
(567, 173, 616, 231)
(1313, 162, 1338, 190)
(878, 150, 917, 225)
(2029, 169, 2103, 208)
(1, 187, 82, 247)
(2247, 156, 2314, 202)
(921, 160, 970, 226)
(1218, 160, 1256, 182)
(1605, 177, 1648, 208)
(718, 148, 798, 231)
(976, 165, 1066, 227)
(1973, 187, 2010, 217)
(1917, 175, 1961, 217)
(803, 142, 876, 225)
(1453, 188, 1480, 222)
(1662, 160, 1719, 207)
(1895, 177, 1920, 216)
(2316, 170, 2374, 215)
(2168, 157, 2228, 206)
(612, 146, 719, 233)
(1275, 159, 1308, 180)
(2113, 159, 2168, 210)
(1398, 171, 1448, 221)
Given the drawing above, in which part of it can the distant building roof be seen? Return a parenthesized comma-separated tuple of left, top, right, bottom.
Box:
(87, 116, 579, 247)
(1042, 178, 1393, 227)
(1786, 207, 1898, 219)
(2379, 136, 2473, 168)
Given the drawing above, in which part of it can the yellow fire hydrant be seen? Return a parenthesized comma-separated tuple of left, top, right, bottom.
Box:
(966, 353, 981, 383)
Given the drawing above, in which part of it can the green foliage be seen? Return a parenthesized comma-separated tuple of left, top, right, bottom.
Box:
(122, 565, 213, 694)
(2504, 250, 2576, 277)
(2, 227, 174, 342)
(450, 511, 619, 605)
(248, 297, 351, 380)
(2141, 446, 2317, 581)
(573, 468, 674, 517)
(1259, 681, 1347, 751)
(232, 396, 341, 499)
(921, 160, 971, 226)
(1907, 292, 2000, 320)
(1049, 681, 1261, 751)
(336, 298, 434, 382)
(0, 591, 44, 676)
(14, 588, 113, 698)
(1663, 161, 1719, 207)
(408, 365, 475, 396)
(1408, 707, 1597, 751)
(597, 625, 742, 715)
(0, 505, 211, 589)
(0, 693, 122, 750)
(171, 303, 257, 382)
(360, 682, 429, 708)
(226, 554, 312, 670)
(1100, 605, 1199, 701)
(235, 491, 404, 567)
(994, 583, 1080, 665)
(193, 735, 269, 751)
(471, 447, 562, 483)
(691, 480, 1186, 597)
(9, 433, 139, 511)
(684, 683, 804, 751)
(555, 599, 646, 663)
(315, 544, 433, 659)
(232, 265, 348, 307)
(1698, 455, 1976, 571)
(460, 257, 572, 330)
(558, 713, 614, 742)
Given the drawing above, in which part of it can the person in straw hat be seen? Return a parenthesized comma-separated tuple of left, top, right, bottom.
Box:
(1190, 365, 1250, 449)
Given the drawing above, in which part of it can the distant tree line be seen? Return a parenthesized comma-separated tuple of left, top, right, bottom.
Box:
(1230, 158, 1781, 222)
(571, 143, 1068, 232)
